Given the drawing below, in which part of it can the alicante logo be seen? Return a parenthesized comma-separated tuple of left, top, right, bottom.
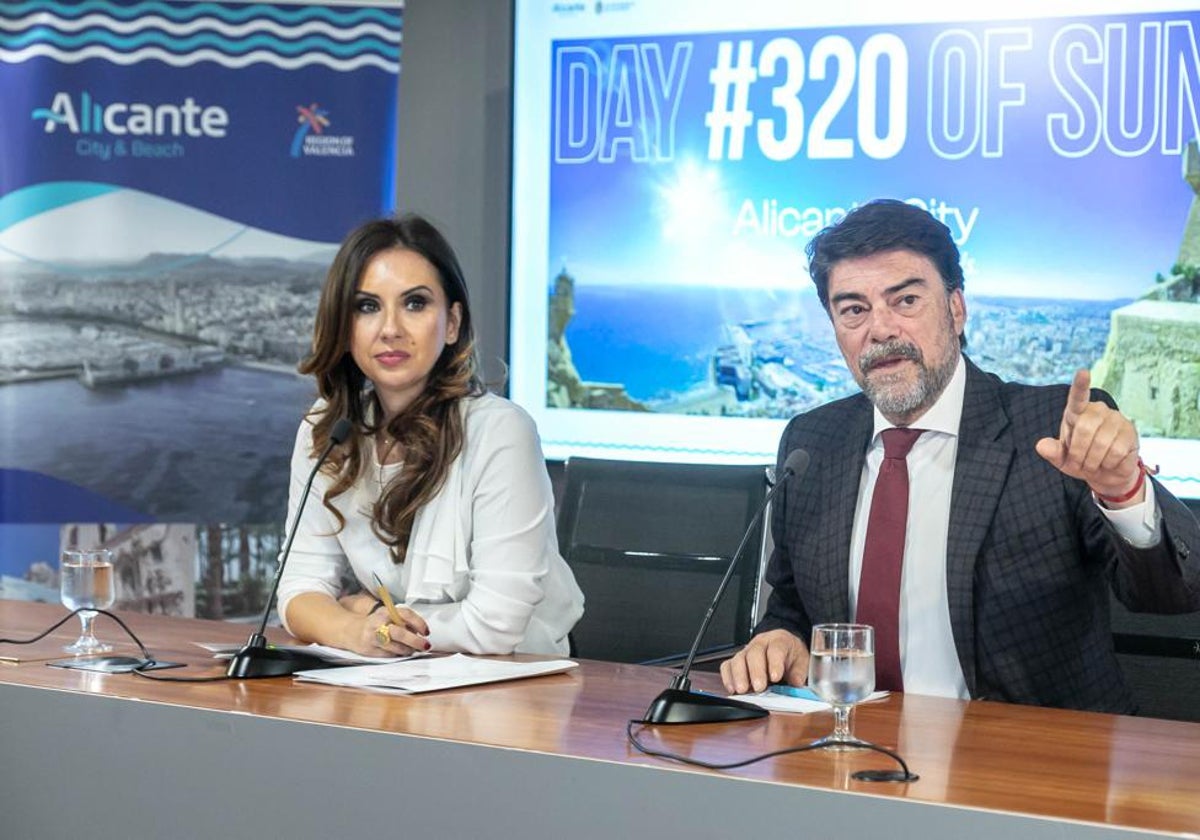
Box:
(31, 91, 228, 161)
(32, 91, 229, 137)
(291, 102, 355, 158)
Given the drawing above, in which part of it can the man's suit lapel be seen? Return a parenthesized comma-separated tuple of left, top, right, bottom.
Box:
(947, 359, 1013, 696)
(818, 400, 873, 623)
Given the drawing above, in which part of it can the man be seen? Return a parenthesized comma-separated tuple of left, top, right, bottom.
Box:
(721, 199, 1200, 713)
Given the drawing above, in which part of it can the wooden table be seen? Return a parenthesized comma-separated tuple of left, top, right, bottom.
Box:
(1, 599, 1197, 840)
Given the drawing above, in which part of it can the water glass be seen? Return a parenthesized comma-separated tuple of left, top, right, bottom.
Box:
(60, 548, 116, 654)
(808, 623, 875, 747)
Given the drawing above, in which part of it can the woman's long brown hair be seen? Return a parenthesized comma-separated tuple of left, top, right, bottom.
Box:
(298, 214, 483, 562)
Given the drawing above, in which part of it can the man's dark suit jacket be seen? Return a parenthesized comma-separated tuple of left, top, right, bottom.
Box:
(757, 357, 1200, 713)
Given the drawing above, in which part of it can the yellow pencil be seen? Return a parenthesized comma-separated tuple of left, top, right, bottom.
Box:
(371, 572, 405, 627)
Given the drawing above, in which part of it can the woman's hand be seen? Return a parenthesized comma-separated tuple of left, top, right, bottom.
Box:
(284, 591, 432, 657)
(357, 604, 432, 657)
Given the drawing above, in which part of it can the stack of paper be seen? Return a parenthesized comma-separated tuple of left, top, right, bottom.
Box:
(294, 653, 578, 694)
(196, 641, 418, 666)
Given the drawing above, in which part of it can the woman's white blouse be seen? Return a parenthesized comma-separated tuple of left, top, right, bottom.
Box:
(276, 393, 584, 655)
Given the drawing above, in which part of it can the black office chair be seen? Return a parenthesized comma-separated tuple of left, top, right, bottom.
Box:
(555, 457, 771, 665)
(1110, 595, 1200, 722)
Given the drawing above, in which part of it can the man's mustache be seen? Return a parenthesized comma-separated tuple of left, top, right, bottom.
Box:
(860, 341, 923, 373)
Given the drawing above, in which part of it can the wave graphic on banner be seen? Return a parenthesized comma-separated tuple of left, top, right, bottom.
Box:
(0, 2, 401, 72)
(1, 13, 399, 43)
(0, 182, 336, 272)
(1, 1, 398, 25)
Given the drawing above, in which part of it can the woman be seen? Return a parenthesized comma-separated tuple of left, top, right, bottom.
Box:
(276, 214, 583, 656)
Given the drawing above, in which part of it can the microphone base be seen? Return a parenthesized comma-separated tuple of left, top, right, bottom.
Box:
(225, 644, 335, 679)
(642, 687, 769, 725)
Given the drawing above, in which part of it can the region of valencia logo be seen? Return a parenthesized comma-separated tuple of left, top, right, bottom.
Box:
(291, 102, 355, 158)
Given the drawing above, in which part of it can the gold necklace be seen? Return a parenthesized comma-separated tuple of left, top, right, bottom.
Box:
(377, 433, 400, 489)
(376, 424, 397, 456)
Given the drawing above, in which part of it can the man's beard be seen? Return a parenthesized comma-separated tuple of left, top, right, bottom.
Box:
(856, 334, 959, 422)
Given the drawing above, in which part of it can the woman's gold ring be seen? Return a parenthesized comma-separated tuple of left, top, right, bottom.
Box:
(375, 623, 393, 648)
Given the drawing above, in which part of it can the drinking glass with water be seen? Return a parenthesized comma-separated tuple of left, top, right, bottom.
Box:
(60, 548, 116, 655)
(808, 623, 875, 748)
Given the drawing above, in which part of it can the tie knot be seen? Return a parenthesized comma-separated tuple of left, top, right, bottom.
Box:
(881, 427, 924, 460)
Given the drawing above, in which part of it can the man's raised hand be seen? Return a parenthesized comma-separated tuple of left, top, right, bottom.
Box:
(1034, 369, 1144, 507)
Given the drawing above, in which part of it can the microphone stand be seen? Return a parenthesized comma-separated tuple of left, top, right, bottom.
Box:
(642, 450, 808, 724)
(227, 419, 352, 678)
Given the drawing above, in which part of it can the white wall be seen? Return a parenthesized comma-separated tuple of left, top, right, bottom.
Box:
(397, 0, 513, 387)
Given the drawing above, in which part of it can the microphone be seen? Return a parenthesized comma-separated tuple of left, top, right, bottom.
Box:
(227, 417, 354, 678)
(641, 448, 811, 724)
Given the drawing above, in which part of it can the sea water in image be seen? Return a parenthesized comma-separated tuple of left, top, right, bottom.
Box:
(809, 650, 875, 706)
(0, 367, 317, 522)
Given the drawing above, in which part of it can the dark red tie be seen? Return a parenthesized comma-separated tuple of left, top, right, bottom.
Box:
(857, 427, 924, 692)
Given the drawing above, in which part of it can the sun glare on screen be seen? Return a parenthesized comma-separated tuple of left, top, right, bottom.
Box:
(655, 160, 726, 242)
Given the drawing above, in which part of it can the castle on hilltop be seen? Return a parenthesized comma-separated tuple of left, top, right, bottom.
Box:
(1093, 141, 1200, 439)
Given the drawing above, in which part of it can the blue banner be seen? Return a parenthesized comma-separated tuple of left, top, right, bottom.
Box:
(0, 1, 403, 530)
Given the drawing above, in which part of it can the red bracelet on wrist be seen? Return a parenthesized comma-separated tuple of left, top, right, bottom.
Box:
(1095, 458, 1157, 505)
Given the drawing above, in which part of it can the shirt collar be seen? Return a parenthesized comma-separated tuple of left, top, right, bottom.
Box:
(871, 352, 966, 441)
